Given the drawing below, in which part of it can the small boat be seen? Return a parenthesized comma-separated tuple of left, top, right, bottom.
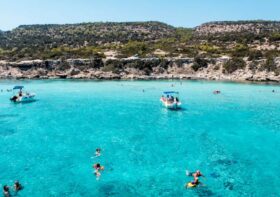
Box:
(10, 86, 36, 103)
(160, 91, 181, 109)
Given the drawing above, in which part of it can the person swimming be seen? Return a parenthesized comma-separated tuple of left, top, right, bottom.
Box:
(94, 170, 101, 180)
(193, 170, 204, 178)
(185, 177, 200, 188)
(186, 170, 204, 178)
(213, 90, 221, 94)
(93, 163, 104, 171)
(95, 148, 101, 157)
(93, 163, 104, 180)
(14, 181, 22, 192)
(3, 185, 10, 197)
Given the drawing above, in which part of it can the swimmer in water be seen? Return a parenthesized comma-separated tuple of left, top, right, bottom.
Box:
(3, 185, 10, 197)
(213, 90, 221, 94)
(186, 170, 204, 178)
(94, 170, 101, 180)
(93, 163, 104, 171)
(14, 181, 22, 192)
(95, 148, 101, 157)
(193, 170, 204, 178)
(93, 163, 104, 180)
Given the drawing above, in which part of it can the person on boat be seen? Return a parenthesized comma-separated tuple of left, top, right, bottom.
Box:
(95, 148, 101, 157)
(168, 96, 174, 103)
(3, 185, 10, 197)
(161, 95, 165, 102)
(19, 89, 23, 97)
(14, 181, 22, 192)
(175, 97, 179, 103)
(10, 95, 18, 101)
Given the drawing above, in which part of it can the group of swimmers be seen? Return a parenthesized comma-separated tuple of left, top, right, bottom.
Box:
(91, 147, 205, 187)
(3, 181, 22, 197)
(92, 148, 105, 180)
(185, 170, 204, 188)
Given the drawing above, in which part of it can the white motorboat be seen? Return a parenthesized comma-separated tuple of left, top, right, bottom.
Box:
(160, 91, 181, 110)
(10, 86, 36, 103)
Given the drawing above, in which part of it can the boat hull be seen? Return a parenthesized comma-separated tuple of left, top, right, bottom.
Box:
(10, 94, 36, 103)
(160, 99, 181, 110)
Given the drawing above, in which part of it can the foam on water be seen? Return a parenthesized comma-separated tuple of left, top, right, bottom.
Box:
(0, 80, 279, 196)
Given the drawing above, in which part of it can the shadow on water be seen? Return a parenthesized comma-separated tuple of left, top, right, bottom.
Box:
(0, 114, 19, 119)
(162, 107, 187, 112)
(194, 187, 217, 197)
(169, 107, 187, 112)
(0, 128, 17, 136)
(10, 99, 38, 105)
(98, 181, 140, 196)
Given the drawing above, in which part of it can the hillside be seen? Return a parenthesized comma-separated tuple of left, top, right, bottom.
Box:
(1, 22, 175, 48)
(195, 21, 280, 35)
(0, 20, 280, 81)
(0, 21, 179, 60)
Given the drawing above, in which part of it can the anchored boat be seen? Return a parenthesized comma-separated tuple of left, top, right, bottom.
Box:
(160, 91, 181, 109)
(10, 86, 36, 103)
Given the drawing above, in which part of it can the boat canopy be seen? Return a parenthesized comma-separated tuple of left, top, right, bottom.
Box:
(13, 86, 24, 90)
(163, 91, 179, 94)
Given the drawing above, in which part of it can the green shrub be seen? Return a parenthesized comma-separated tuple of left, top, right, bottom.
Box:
(175, 28, 193, 42)
(259, 57, 279, 75)
(269, 33, 280, 42)
(121, 41, 149, 57)
(248, 50, 263, 61)
(192, 57, 208, 71)
(231, 44, 249, 57)
(224, 58, 246, 73)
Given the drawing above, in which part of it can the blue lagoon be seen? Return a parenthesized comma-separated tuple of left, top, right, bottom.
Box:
(0, 80, 279, 196)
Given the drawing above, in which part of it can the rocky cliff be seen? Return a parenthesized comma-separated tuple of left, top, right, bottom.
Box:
(1, 57, 280, 82)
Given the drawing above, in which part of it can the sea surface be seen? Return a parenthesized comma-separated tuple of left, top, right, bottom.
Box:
(0, 80, 279, 197)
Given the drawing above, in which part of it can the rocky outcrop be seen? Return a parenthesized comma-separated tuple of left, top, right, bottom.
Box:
(195, 21, 280, 35)
(0, 57, 280, 82)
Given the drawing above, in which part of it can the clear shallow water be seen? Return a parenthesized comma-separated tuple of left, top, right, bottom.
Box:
(0, 80, 280, 197)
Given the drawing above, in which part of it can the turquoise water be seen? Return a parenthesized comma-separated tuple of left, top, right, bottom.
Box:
(0, 80, 280, 197)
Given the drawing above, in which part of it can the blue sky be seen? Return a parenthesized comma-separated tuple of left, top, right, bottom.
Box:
(0, 0, 279, 30)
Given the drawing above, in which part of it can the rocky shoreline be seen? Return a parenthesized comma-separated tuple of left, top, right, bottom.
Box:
(1, 57, 280, 82)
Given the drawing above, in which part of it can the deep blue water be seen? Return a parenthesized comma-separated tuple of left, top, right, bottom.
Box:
(0, 80, 279, 197)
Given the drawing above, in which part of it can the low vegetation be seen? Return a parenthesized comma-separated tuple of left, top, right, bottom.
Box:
(223, 58, 246, 73)
(0, 21, 280, 67)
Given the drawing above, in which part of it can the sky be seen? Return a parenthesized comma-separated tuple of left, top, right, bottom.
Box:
(0, 0, 279, 30)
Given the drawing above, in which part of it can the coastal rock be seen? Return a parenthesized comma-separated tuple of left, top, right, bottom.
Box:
(0, 57, 280, 82)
